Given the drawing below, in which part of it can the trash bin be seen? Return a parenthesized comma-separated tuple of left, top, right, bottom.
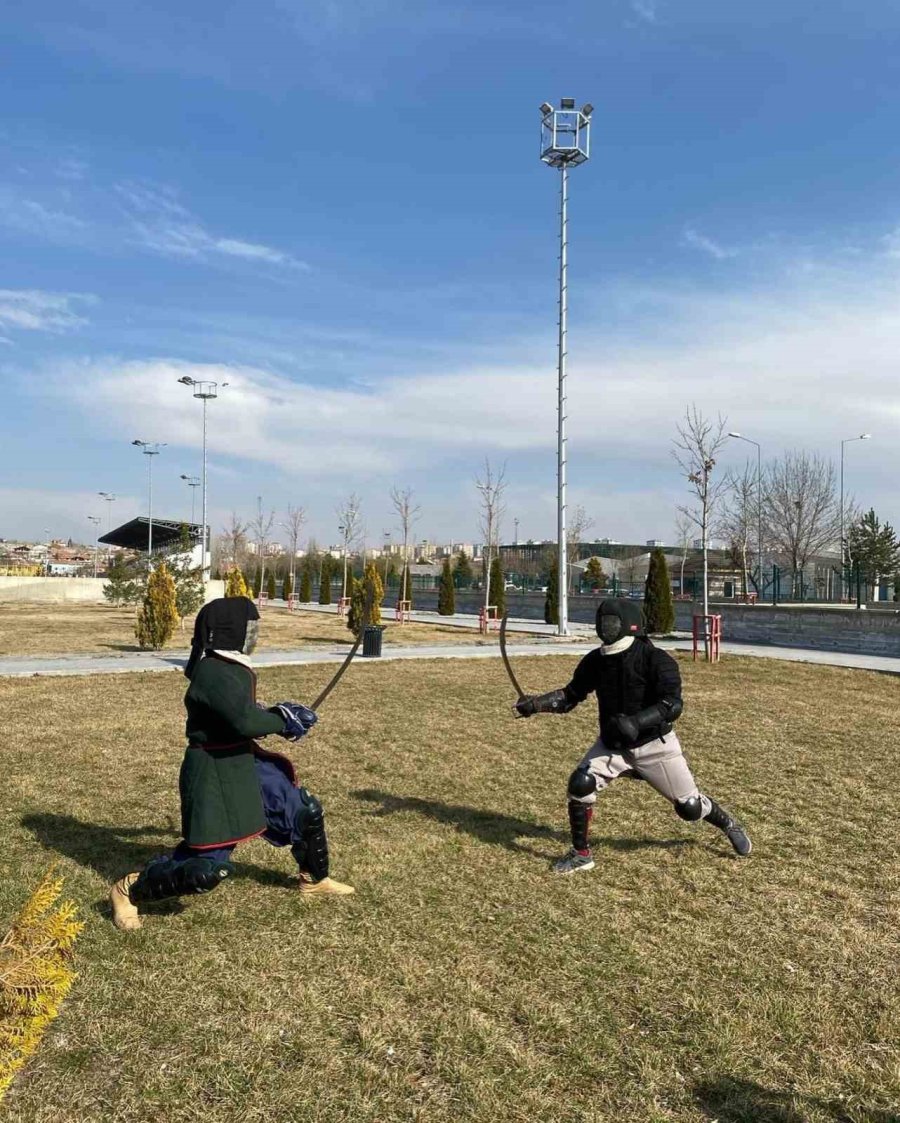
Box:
(362, 625, 385, 658)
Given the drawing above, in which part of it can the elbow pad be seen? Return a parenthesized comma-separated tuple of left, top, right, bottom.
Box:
(634, 698, 682, 731)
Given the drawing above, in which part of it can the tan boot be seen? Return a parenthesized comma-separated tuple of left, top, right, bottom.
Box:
(298, 874, 355, 897)
(110, 873, 142, 931)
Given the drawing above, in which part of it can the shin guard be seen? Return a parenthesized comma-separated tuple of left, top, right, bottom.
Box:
(568, 801, 593, 853)
(291, 789, 330, 881)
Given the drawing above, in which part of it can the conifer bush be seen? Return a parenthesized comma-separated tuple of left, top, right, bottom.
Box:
(252, 568, 262, 598)
(267, 570, 277, 601)
(489, 556, 506, 616)
(455, 550, 473, 589)
(319, 557, 332, 605)
(438, 557, 455, 615)
(0, 870, 83, 1105)
(225, 568, 250, 598)
(347, 560, 384, 635)
(282, 572, 293, 601)
(544, 562, 559, 625)
(135, 561, 179, 650)
(643, 548, 675, 634)
(299, 561, 312, 603)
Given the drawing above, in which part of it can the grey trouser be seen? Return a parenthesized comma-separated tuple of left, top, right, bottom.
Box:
(573, 731, 710, 812)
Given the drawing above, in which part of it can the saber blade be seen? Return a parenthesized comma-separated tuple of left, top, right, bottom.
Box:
(311, 585, 375, 711)
(499, 613, 526, 700)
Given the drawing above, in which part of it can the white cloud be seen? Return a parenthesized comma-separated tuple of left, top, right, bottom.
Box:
(0, 290, 95, 333)
(630, 0, 657, 24)
(681, 226, 737, 260)
(114, 181, 309, 270)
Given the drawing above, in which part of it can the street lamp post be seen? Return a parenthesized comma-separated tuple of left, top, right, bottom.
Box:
(727, 432, 762, 596)
(87, 515, 101, 578)
(339, 523, 350, 601)
(840, 433, 871, 602)
(180, 474, 201, 525)
(177, 377, 228, 584)
(540, 98, 592, 637)
(131, 440, 165, 555)
(98, 491, 117, 566)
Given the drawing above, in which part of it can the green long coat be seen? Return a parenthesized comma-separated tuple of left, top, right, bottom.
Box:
(180, 654, 288, 848)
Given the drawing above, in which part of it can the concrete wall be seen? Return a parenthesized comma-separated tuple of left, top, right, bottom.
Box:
(0, 577, 225, 605)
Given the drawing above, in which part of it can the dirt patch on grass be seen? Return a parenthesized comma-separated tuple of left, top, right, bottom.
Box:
(0, 654, 897, 1121)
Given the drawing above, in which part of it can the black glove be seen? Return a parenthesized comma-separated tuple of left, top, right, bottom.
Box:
(515, 696, 538, 718)
(609, 713, 640, 746)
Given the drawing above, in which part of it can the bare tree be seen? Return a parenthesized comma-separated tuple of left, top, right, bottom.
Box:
(248, 497, 275, 598)
(390, 486, 421, 603)
(566, 504, 595, 594)
(717, 462, 758, 596)
(672, 405, 729, 618)
(474, 459, 508, 617)
(281, 505, 306, 590)
(218, 513, 249, 573)
(674, 511, 692, 599)
(763, 451, 844, 597)
(336, 493, 363, 601)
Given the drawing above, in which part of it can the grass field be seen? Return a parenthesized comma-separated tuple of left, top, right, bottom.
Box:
(1, 653, 897, 1122)
(0, 603, 524, 658)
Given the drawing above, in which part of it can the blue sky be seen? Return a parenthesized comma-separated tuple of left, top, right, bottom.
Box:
(2, 0, 898, 548)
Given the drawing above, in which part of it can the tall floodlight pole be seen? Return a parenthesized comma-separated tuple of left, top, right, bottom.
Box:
(87, 515, 101, 578)
(840, 433, 871, 601)
(177, 377, 228, 584)
(98, 491, 117, 565)
(727, 433, 762, 593)
(180, 474, 201, 525)
(132, 440, 165, 555)
(540, 98, 592, 636)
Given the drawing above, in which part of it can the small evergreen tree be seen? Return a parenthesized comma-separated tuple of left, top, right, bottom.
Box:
(251, 567, 262, 598)
(165, 526, 205, 625)
(348, 560, 385, 635)
(102, 553, 143, 606)
(584, 557, 606, 590)
(267, 570, 277, 601)
(282, 571, 293, 601)
(847, 508, 900, 594)
(489, 556, 505, 616)
(438, 557, 455, 615)
(455, 550, 473, 589)
(643, 548, 675, 634)
(544, 561, 559, 626)
(299, 558, 312, 602)
(135, 561, 179, 650)
(225, 568, 249, 598)
(319, 556, 332, 605)
(385, 559, 398, 588)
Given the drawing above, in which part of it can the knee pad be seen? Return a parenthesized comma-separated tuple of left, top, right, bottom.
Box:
(295, 787, 324, 834)
(130, 855, 234, 903)
(674, 795, 704, 822)
(567, 767, 597, 803)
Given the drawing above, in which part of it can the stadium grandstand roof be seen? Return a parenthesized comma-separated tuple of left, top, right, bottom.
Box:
(99, 518, 202, 553)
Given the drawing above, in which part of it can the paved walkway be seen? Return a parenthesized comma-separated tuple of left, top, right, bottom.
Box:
(1, 620, 898, 679)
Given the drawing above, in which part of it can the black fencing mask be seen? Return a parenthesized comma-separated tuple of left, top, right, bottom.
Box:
(184, 596, 260, 678)
(595, 598, 644, 646)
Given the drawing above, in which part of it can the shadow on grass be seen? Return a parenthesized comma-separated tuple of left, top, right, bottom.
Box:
(21, 812, 297, 913)
(352, 790, 695, 860)
(694, 1076, 900, 1123)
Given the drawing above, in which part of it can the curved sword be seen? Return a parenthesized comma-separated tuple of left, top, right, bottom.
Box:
(499, 612, 526, 701)
(311, 585, 375, 711)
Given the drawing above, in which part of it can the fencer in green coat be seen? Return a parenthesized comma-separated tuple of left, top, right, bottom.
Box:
(111, 596, 354, 931)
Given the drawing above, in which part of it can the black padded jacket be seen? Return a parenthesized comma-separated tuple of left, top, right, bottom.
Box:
(564, 638, 683, 750)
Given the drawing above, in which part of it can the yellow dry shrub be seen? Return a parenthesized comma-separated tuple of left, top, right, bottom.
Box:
(225, 568, 250, 598)
(0, 869, 83, 1104)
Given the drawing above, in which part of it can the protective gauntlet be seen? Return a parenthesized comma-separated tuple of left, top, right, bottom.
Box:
(515, 688, 575, 718)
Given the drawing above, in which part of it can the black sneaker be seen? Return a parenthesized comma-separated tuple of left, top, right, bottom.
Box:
(705, 800, 753, 857)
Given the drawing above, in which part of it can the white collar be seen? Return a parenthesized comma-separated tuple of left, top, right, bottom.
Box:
(211, 649, 254, 669)
(600, 636, 636, 656)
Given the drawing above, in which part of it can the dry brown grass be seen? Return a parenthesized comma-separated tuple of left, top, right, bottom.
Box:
(0, 653, 897, 1122)
(0, 603, 527, 658)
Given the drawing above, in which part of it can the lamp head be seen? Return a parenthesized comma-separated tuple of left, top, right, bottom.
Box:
(539, 101, 553, 115)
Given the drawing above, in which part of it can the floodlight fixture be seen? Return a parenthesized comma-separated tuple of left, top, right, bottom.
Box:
(539, 101, 553, 115)
(581, 102, 594, 117)
(560, 97, 575, 109)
